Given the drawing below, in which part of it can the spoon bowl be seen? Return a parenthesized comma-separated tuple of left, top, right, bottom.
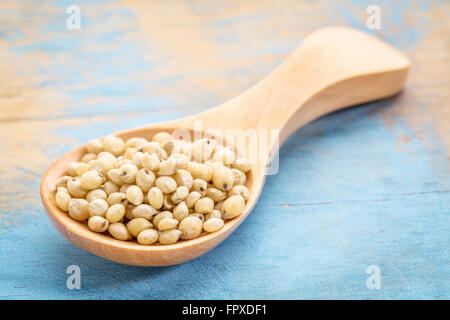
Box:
(41, 26, 410, 265)
(41, 125, 262, 265)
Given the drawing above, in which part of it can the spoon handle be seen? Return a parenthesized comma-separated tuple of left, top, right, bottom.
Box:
(184, 26, 410, 144)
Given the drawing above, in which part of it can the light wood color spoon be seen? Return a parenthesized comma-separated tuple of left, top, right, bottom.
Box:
(40, 26, 410, 266)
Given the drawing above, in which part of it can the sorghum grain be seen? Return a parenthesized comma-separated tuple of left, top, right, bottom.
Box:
(147, 187, 163, 209)
(106, 203, 126, 223)
(88, 216, 109, 233)
(127, 218, 153, 237)
(137, 229, 159, 245)
(56, 133, 251, 245)
(203, 218, 224, 233)
(179, 216, 202, 240)
(88, 199, 109, 217)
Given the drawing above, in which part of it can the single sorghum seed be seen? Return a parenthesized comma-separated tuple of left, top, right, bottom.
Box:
(135, 168, 155, 192)
(80, 170, 105, 190)
(86, 189, 108, 202)
(188, 162, 213, 181)
(107, 192, 128, 206)
(212, 165, 234, 191)
(132, 204, 157, 220)
(159, 230, 182, 245)
(106, 203, 126, 223)
(102, 181, 120, 196)
(67, 178, 87, 198)
(81, 153, 97, 163)
(67, 162, 78, 176)
(206, 187, 227, 202)
(194, 197, 214, 214)
(137, 229, 159, 244)
(172, 201, 189, 221)
(88, 216, 109, 233)
(108, 223, 131, 240)
(191, 179, 208, 196)
(147, 187, 163, 209)
(75, 162, 91, 176)
(228, 185, 250, 200)
(203, 218, 224, 233)
(132, 151, 144, 167)
(192, 138, 215, 162)
(68, 199, 89, 221)
(155, 176, 177, 194)
(102, 135, 125, 156)
(86, 139, 103, 154)
(152, 132, 173, 145)
(233, 158, 251, 173)
(174, 169, 193, 189)
(179, 216, 203, 240)
(141, 153, 160, 171)
(55, 191, 71, 212)
(98, 151, 116, 163)
(108, 168, 124, 185)
(221, 195, 245, 219)
(126, 185, 144, 205)
(158, 218, 179, 231)
(159, 157, 178, 176)
(231, 168, 246, 186)
(171, 186, 189, 204)
(127, 218, 153, 238)
(88, 199, 109, 217)
(119, 163, 138, 184)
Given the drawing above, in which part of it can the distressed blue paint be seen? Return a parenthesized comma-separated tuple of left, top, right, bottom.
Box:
(1, 100, 449, 299)
(334, 0, 429, 48)
(7, 1, 153, 119)
(0, 0, 449, 299)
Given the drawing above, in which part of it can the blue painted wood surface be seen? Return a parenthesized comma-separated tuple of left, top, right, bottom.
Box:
(0, 0, 449, 299)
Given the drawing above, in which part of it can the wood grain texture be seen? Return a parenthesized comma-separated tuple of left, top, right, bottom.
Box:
(0, 0, 449, 298)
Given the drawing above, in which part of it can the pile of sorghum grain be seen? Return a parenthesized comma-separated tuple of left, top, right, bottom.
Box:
(54, 133, 251, 245)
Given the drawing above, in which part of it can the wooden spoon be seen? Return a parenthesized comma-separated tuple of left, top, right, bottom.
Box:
(40, 26, 410, 266)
